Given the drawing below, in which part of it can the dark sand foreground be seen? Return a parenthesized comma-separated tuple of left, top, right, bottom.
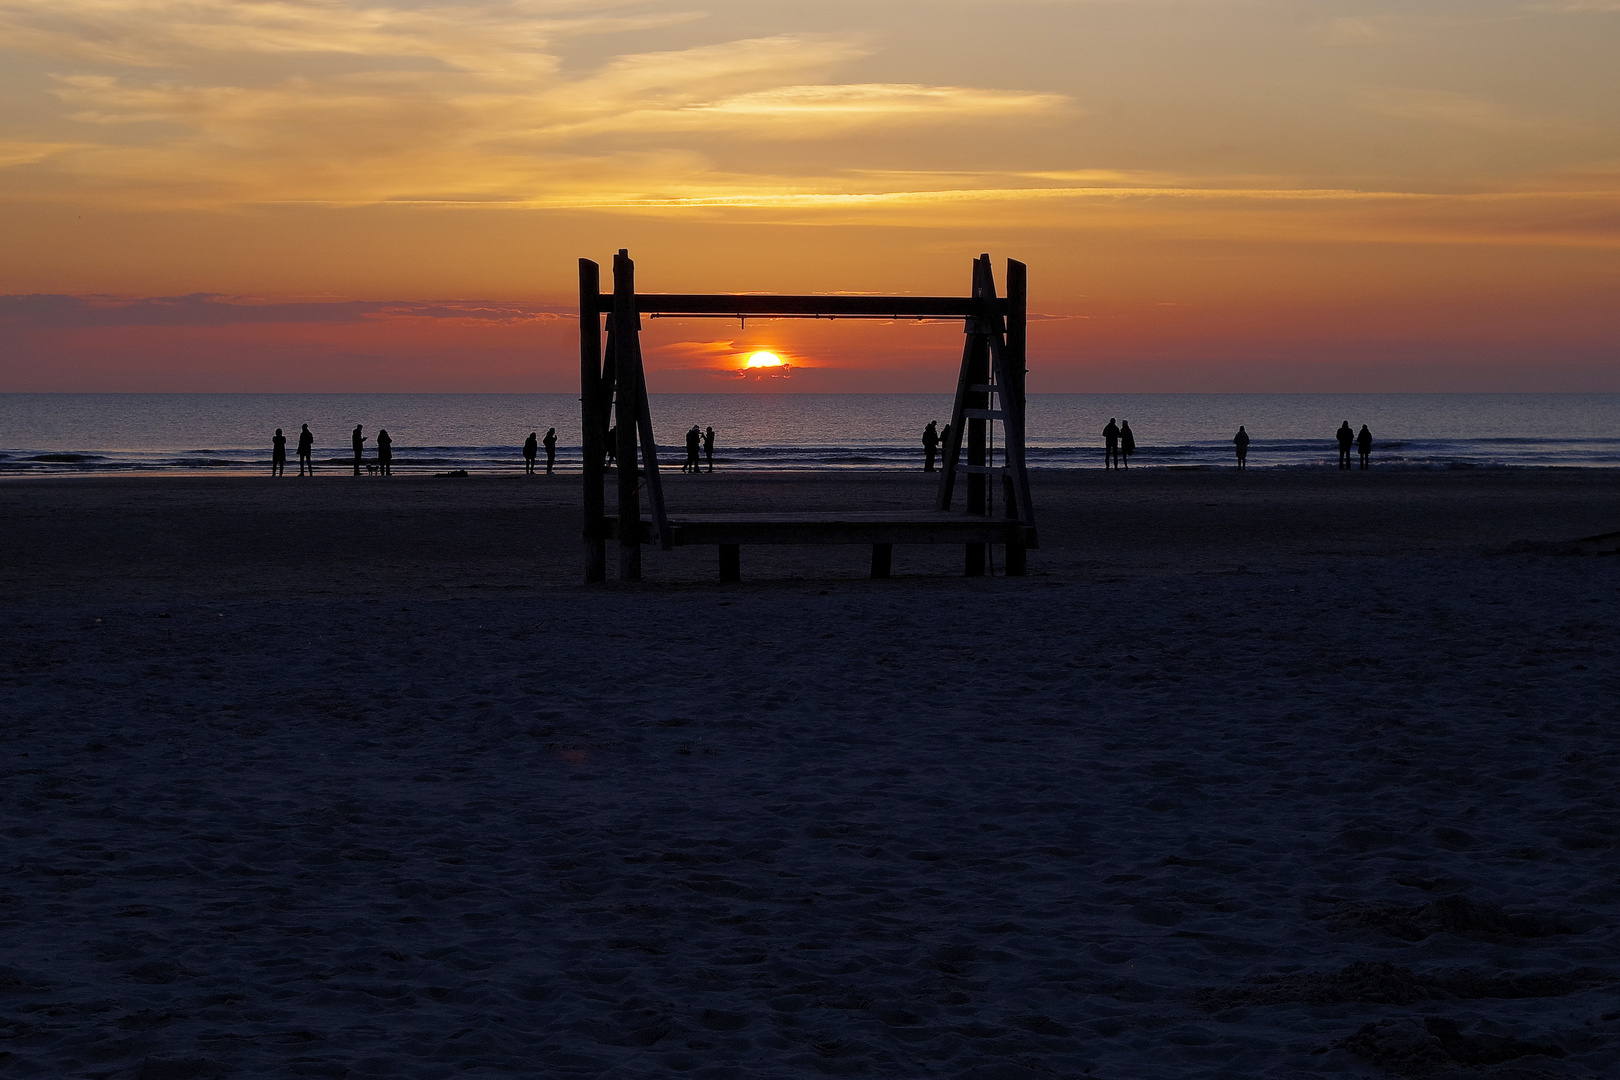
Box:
(2, 469, 1618, 1079)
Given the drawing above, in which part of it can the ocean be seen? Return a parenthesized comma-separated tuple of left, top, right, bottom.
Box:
(2, 393, 1618, 475)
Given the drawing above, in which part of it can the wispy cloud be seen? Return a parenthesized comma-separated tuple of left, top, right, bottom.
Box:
(0, 1, 1070, 207)
(1360, 87, 1539, 132)
(0, 293, 571, 328)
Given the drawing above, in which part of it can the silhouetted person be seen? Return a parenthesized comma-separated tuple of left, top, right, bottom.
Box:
(1120, 420, 1136, 468)
(1103, 418, 1120, 469)
(940, 424, 952, 468)
(297, 424, 314, 476)
(376, 429, 392, 476)
(605, 426, 616, 467)
(543, 428, 557, 474)
(922, 420, 940, 472)
(703, 426, 715, 473)
(1336, 421, 1354, 470)
(1234, 425, 1250, 470)
(352, 425, 366, 476)
(271, 428, 287, 477)
(523, 432, 538, 475)
(1357, 424, 1373, 470)
(684, 425, 701, 473)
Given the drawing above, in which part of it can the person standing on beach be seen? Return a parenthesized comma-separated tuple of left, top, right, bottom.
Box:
(1234, 425, 1251, 470)
(703, 426, 715, 473)
(1103, 418, 1120, 469)
(271, 428, 287, 477)
(684, 425, 701, 473)
(1120, 420, 1136, 468)
(523, 432, 538, 475)
(940, 424, 952, 469)
(352, 425, 366, 476)
(543, 428, 557, 474)
(1336, 421, 1354, 470)
(376, 429, 392, 477)
(1357, 424, 1373, 470)
(297, 424, 314, 476)
(922, 420, 940, 472)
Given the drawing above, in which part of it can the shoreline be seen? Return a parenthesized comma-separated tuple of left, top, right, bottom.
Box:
(6, 460, 1620, 480)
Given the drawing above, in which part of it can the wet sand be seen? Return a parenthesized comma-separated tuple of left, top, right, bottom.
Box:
(2, 469, 1617, 1078)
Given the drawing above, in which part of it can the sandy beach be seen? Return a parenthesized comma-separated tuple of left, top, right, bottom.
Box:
(2, 468, 1617, 1079)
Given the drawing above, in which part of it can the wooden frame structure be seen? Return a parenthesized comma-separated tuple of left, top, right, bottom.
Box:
(580, 249, 1037, 583)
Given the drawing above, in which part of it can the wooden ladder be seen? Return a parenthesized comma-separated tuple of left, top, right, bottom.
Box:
(936, 254, 1037, 576)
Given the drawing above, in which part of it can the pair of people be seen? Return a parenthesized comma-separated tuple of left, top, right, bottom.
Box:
(349, 425, 391, 476)
(682, 425, 716, 473)
(920, 421, 954, 472)
(523, 429, 557, 475)
(273, 423, 318, 476)
(1102, 418, 1136, 469)
(1336, 422, 1374, 470)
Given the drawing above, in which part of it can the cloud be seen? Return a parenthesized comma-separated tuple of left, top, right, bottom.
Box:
(0, 293, 572, 328)
(0, 1, 1071, 207)
(1523, 1, 1620, 11)
(1360, 87, 1536, 132)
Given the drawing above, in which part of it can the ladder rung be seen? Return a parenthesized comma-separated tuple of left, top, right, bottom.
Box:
(964, 409, 1005, 421)
(956, 464, 1008, 475)
(967, 384, 1001, 393)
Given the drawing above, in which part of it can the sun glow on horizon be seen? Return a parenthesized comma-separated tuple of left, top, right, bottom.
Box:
(744, 351, 785, 369)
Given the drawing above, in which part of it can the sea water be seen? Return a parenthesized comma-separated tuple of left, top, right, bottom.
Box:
(1, 393, 1617, 474)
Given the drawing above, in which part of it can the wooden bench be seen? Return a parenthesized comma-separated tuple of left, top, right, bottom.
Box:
(602, 511, 1035, 580)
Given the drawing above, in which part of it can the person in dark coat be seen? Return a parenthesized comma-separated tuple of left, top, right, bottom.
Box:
(1357, 424, 1373, 470)
(703, 427, 715, 473)
(1120, 420, 1136, 468)
(940, 423, 952, 468)
(271, 428, 287, 477)
(1336, 421, 1354, 470)
(352, 425, 366, 476)
(376, 429, 392, 476)
(1103, 418, 1120, 469)
(922, 420, 940, 472)
(1233, 425, 1250, 470)
(523, 432, 538, 475)
(543, 428, 557, 474)
(297, 424, 314, 476)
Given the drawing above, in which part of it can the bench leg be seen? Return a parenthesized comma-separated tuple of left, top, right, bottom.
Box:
(1004, 541, 1027, 577)
(870, 543, 892, 579)
(718, 544, 740, 583)
(965, 542, 986, 577)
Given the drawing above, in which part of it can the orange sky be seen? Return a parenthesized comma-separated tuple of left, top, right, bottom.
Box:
(2, 0, 1618, 391)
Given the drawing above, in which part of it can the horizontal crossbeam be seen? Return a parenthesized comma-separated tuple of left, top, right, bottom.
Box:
(591, 294, 1006, 318)
(602, 512, 1035, 548)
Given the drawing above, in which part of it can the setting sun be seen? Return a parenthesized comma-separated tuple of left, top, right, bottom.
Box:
(745, 351, 785, 369)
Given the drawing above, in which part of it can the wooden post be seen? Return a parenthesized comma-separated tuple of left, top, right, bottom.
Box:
(599, 328, 617, 454)
(580, 259, 606, 583)
(870, 543, 892, 579)
(718, 544, 740, 583)
(1002, 473, 1026, 576)
(630, 339, 672, 550)
(1003, 259, 1035, 538)
(965, 256, 991, 577)
(935, 330, 974, 511)
(612, 250, 641, 581)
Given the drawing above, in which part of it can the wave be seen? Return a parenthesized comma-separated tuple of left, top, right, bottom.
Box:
(4, 436, 1620, 475)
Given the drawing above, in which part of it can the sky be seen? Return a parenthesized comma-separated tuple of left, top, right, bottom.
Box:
(1, 0, 1617, 392)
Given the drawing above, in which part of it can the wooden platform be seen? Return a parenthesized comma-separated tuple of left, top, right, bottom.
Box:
(601, 511, 1036, 580)
(579, 250, 1035, 583)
